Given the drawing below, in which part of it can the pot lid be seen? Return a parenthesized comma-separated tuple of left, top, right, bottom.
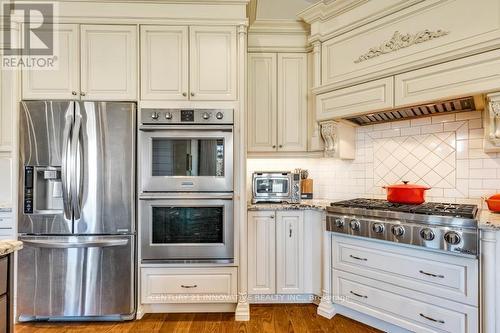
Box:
(384, 181, 431, 190)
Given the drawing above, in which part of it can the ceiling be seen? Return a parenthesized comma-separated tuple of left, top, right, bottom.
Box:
(253, 0, 319, 21)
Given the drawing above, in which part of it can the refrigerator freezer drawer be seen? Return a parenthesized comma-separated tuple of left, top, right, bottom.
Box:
(17, 235, 135, 321)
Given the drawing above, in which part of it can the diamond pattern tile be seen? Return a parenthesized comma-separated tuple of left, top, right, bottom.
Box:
(374, 132, 456, 189)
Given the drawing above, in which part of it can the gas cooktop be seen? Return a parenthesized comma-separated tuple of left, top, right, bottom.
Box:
(330, 198, 478, 219)
(326, 198, 479, 257)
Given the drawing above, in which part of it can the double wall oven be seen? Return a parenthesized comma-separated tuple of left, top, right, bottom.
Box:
(139, 108, 234, 263)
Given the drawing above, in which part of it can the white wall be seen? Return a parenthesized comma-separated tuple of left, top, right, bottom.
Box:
(248, 110, 495, 206)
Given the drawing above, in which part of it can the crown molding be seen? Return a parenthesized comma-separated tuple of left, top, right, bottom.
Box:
(297, 0, 367, 24)
(248, 19, 310, 52)
(298, 0, 425, 42)
(249, 19, 309, 34)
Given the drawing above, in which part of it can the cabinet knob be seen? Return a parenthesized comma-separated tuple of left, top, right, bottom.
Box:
(270, 215, 275, 219)
(272, 145, 276, 149)
(190, 92, 195, 97)
(182, 92, 187, 97)
(71, 91, 77, 96)
(279, 145, 283, 148)
(80, 92, 86, 97)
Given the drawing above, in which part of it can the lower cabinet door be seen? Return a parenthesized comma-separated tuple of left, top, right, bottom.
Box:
(0, 295, 6, 333)
(248, 211, 276, 295)
(276, 211, 304, 294)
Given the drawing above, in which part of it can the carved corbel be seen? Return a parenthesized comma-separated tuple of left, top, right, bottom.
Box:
(487, 93, 500, 145)
(320, 120, 338, 157)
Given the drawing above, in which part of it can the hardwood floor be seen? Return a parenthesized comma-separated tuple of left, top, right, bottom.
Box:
(15, 304, 381, 333)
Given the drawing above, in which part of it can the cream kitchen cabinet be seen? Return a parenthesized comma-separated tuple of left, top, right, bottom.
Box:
(22, 24, 137, 101)
(248, 210, 303, 295)
(22, 24, 80, 100)
(140, 25, 236, 101)
(276, 211, 304, 294)
(248, 53, 307, 153)
(248, 210, 320, 297)
(140, 26, 188, 100)
(247, 211, 276, 294)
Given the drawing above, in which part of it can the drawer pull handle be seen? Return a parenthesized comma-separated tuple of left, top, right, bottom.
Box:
(181, 284, 197, 289)
(419, 270, 444, 278)
(419, 313, 445, 324)
(349, 255, 367, 261)
(349, 291, 367, 299)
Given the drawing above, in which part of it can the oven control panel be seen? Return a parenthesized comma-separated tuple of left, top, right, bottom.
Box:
(141, 108, 234, 125)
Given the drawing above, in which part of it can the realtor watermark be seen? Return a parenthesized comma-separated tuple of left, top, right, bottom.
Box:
(1, 1, 59, 69)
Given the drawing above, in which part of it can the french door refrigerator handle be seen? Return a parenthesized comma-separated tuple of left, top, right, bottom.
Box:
(71, 103, 83, 221)
(21, 239, 129, 248)
(61, 103, 74, 220)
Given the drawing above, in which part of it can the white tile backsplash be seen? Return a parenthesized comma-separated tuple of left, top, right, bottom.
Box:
(248, 110, 499, 206)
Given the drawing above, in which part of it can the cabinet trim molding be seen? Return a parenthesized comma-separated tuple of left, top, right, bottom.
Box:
(354, 29, 449, 64)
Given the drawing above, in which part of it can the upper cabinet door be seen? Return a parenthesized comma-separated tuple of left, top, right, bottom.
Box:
(80, 25, 137, 101)
(277, 53, 307, 152)
(189, 26, 236, 101)
(140, 26, 188, 100)
(22, 24, 80, 100)
(248, 53, 277, 152)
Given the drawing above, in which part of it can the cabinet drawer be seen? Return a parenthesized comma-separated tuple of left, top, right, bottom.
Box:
(316, 77, 393, 121)
(141, 267, 237, 304)
(395, 49, 500, 106)
(0, 257, 7, 296)
(0, 217, 12, 229)
(332, 235, 478, 306)
(333, 270, 478, 333)
(321, 0, 500, 87)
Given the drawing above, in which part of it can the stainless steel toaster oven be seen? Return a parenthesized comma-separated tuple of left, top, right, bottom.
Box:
(252, 171, 301, 204)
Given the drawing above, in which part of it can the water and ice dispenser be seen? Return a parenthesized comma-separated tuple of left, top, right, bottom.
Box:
(24, 166, 63, 214)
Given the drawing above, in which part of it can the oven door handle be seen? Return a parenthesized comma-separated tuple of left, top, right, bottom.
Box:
(139, 193, 234, 200)
(139, 125, 233, 131)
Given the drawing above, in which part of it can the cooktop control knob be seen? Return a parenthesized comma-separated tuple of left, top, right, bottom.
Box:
(420, 228, 435, 241)
(444, 231, 461, 245)
(349, 219, 360, 231)
(165, 112, 172, 120)
(335, 218, 344, 228)
(372, 223, 384, 233)
(216, 112, 224, 120)
(391, 225, 405, 237)
(151, 112, 159, 120)
(202, 112, 211, 120)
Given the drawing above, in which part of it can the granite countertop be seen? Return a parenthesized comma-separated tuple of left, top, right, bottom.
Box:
(479, 209, 500, 230)
(0, 240, 22, 256)
(247, 199, 330, 211)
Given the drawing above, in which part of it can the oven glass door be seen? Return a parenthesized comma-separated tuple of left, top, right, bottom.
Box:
(254, 176, 291, 199)
(140, 198, 234, 261)
(140, 129, 233, 192)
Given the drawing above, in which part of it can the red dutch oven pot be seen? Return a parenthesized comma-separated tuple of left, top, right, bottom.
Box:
(383, 181, 431, 205)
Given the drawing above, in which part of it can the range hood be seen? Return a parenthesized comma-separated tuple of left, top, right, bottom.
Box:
(344, 96, 477, 126)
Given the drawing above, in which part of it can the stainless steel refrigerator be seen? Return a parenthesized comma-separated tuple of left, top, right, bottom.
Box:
(17, 101, 136, 321)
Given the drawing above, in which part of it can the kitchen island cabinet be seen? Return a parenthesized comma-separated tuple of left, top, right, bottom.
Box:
(0, 241, 22, 333)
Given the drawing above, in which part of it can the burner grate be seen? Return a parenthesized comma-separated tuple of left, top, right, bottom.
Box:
(331, 198, 478, 219)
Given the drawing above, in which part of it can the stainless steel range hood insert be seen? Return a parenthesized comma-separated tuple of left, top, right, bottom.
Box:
(344, 96, 476, 126)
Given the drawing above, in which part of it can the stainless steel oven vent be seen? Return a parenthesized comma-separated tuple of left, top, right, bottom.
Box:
(344, 96, 476, 126)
